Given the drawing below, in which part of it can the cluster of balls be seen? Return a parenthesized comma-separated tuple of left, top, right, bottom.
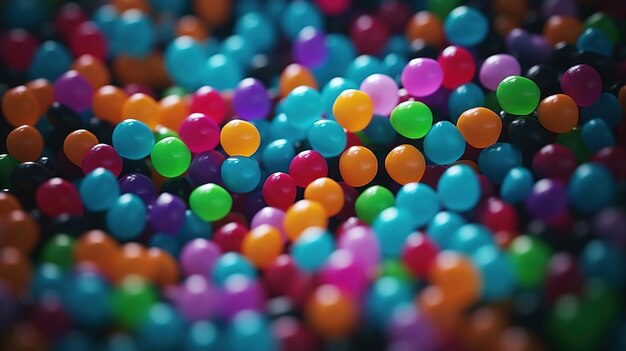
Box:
(1, 0, 626, 350)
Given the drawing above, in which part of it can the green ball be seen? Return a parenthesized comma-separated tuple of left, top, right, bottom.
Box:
(154, 127, 179, 143)
(0, 154, 19, 188)
(508, 235, 551, 288)
(162, 86, 188, 98)
(380, 260, 411, 282)
(355, 185, 395, 224)
(427, 0, 462, 19)
(189, 183, 232, 222)
(111, 276, 158, 329)
(584, 12, 618, 44)
(151, 137, 191, 178)
(40, 234, 75, 270)
(496, 76, 540, 115)
(556, 127, 590, 163)
(390, 101, 433, 139)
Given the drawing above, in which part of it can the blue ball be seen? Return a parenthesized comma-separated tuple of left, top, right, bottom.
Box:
(149, 0, 187, 14)
(227, 311, 277, 351)
(307, 119, 347, 157)
(448, 83, 485, 122)
(444, 6, 488, 46)
(269, 113, 307, 143)
(164, 37, 208, 91)
(501, 167, 534, 204)
(212, 253, 256, 286)
(283, 86, 323, 129)
(31, 263, 65, 299)
(384, 35, 410, 57)
(291, 228, 334, 272)
(186, 321, 221, 351)
(221, 156, 261, 193)
(262, 139, 295, 173)
(28, 41, 72, 81)
(235, 12, 276, 53)
(137, 303, 185, 351)
(373, 207, 415, 258)
(220, 35, 254, 69)
(79, 168, 120, 212)
(313, 34, 356, 85)
(112, 119, 155, 160)
(437, 164, 481, 212)
(346, 55, 385, 85)
(364, 115, 397, 146)
(427, 211, 466, 249)
(321, 77, 358, 119)
(424, 121, 466, 165)
(383, 53, 407, 83)
(149, 233, 181, 257)
(580, 240, 625, 288)
(177, 210, 213, 243)
(62, 273, 110, 327)
(568, 163, 615, 213)
(55, 331, 97, 351)
(478, 143, 523, 184)
(449, 224, 494, 255)
(280, 0, 323, 40)
(366, 277, 413, 326)
(396, 183, 440, 228)
(577, 28, 613, 57)
(472, 246, 517, 300)
(581, 93, 621, 128)
(582, 118, 615, 152)
(92, 5, 119, 43)
(113, 10, 155, 57)
(103, 333, 139, 351)
(106, 194, 147, 240)
(3, 0, 50, 30)
(206, 54, 243, 91)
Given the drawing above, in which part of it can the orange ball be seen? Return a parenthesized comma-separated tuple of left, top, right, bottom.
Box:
(92, 85, 128, 125)
(74, 230, 120, 279)
(456, 107, 502, 148)
(279, 63, 317, 97)
(146, 248, 179, 287)
(492, 0, 528, 21)
(112, 243, 156, 284)
(72, 54, 111, 89)
(242, 224, 283, 269)
(1, 85, 41, 127)
(461, 306, 509, 350)
(158, 95, 189, 131)
(121, 93, 159, 129)
(543, 16, 582, 46)
(25, 79, 54, 115)
(6, 125, 44, 162)
(417, 285, 462, 331)
(2, 322, 47, 351)
(429, 251, 481, 309)
(0, 192, 21, 214)
(537, 94, 578, 133)
(176, 15, 209, 41)
(332, 90, 374, 133)
(385, 144, 426, 185)
(304, 177, 345, 216)
(0, 210, 40, 254)
(63, 129, 99, 166)
(112, 0, 150, 12)
(0, 247, 32, 294)
(306, 284, 358, 339)
(339, 146, 378, 187)
(113, 55, 150, 86)
(194, 0, 232, 27)
(406, 11, 445, 48)
(220, 119, 261, 157)
(146, 52, 171, 88)
(493, 327, 545, 351)
(284, 200, 328, 241)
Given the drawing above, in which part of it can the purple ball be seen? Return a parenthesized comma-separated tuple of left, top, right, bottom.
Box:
(251, 207, 287, 242)
(560, 64, 602, 107)
(149, 193, 187, 234)
(338, 226, 380, 277)
(54, 70, 93, 112)
(525, 179, 569, 221)
(175, 275, 219, 322)
(232, 78, 271, 121)
(293, 27, 327, 68)
(189, 151, 225, 186)
(180, 239, 222, 278)
(479, 54, 521, 91)
(541, 0, 578, 18)
(530, 35, 553, 64)
(0, 283, 18, 330)
(220, 275, 264, 319)
(387, 304, 439, 351)
(119, 173, 157, 204)
(593, 208, 626, 248)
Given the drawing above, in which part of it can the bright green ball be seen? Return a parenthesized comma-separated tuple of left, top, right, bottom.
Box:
(390, 101, 433, 139)
(508, 235, 551, 288)
(40, 234, 75, 270)
(427, 0, 462, 19)
(496, 76, 540, 115)
(111, 276, 158, 329)
(0, 154, 19, 188)
(151, 137, 191, 178)
(189, 183, 232, 222)
(380, 259, 412, 281)
(355, 185, 395, 224)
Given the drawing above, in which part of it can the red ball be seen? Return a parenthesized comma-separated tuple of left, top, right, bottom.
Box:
(82, 143, 123, 177)
(212, 222, 247, 253)
(344, 131, 361, 151)
(478, 174, 496, 200)
(54, 3, 88, 40)
(377, 0, 412, 33)
(262, 172, 297, 210)
(532, 144, 577, 182)
(349, 14, 389, 56)
(264, 255, 300, 296)
(272, 317, 318, 351)
(35, 178, 84, 217)
(30, 296, 71, 341)
(189, 86, 226, 124)
(477, 197, 518, 233)
(69, 21, 108, 61)
(336, 182, 358, 219)
(315, 0, 351, 16)
(546, 252, 584, 301)
(402, 232, 438, 278)
(288, 150, 328, 188)
(590, 146, 626, 179)
(335, 217, 366, 237)
(0, 29, 39, 71)
(438, 46, 476, 89)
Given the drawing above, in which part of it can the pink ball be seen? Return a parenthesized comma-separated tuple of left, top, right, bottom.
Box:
(320, 249, 369, 297)
(360, 74, 399, 116)
(179, 113, 220, 153)
(180, 239, 222, 278)
(337, 225, 380, 277)
(251, 207, 287, 242)
(479, 54, 521, 91)
(401, 58, 443, 97)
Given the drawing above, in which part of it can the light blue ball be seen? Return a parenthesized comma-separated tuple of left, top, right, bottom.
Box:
(321, 77, 358, 119)
(280, 0, 323, 40)
(92, 5, 119, 44)
(235, 12, 276, 54)
(221, 156, 261, 193)
(28, 41, 72, 81)
(178, 210, 213, 243)
(373, 207, 415, 258)
(501, 167, 534, 204)
(396, 183, 440, 228)
(149, 233, 181, 258)
(164, 37, 208, 91)
(427, 211, 466, 249)
(212, 253, 256, 286)
(31, 263, 65, 300)
(437, 164, 481, 212)
(79, 168, 120, 212)
(478, 143, 523, 184)
(424, 121, 466, 165)
(149, 0, 187, 14)
(364, 115, 397, 145)
(106, 194, 147, 240)
(113, 10, 155, 57)
(262, 139, 295, 173)
(283, 86, 323, 129)
(384, 35, 410, 57)
(580, 240, 626, 288)
(269, 113, 307, 143)
(313, 34, 356, 86)
(206, 54, 243, 91)
(448, 83, 485, 122)
(137, 303, 185, 351)
(186, 321, 221, 351)
(472, 246, 517, 301)
(220, 35, 254, 69)
(112, 119, 155, 160)
(577, 28, 613, 57)
(449, 224, 495, 256)
(227, 311, 277, 351)
(444, 6, 488, 46)
(307, 119, 347, 157)
(62, 273, 110, 327)
(366, 276, 413, 326)
(291, 228, 334, 272)
(383, 53, 407, 84)
(568, 163, 614, 213)
(582, 118, 615, 152)
(581, 93, 621, 128)
(346, 55, 385, 85)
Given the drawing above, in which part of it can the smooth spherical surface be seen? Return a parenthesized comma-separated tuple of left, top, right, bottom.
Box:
(332, 89, 374, 133)
(390, 101, 433, 139)
(456, 107, 502, 148)
(401, 58, 443, 97)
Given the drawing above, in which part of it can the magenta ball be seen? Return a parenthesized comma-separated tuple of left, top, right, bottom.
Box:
(232, 78, 271, 121)
(337, 225, 380, 277)
(479, 54, 521, 91)
(401, 58, 443, 97)
(293, 26, 327, 68)
(360, 74, 399, 116)
(319, 249, 369, 297)
(560, 64, 602, 107)
(54, 70, 93, 112)
(175, 275, 219, 322)
(178, 113, 220, 153)
(180, 239, 222, 278)
(250, 207, 287, 242)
